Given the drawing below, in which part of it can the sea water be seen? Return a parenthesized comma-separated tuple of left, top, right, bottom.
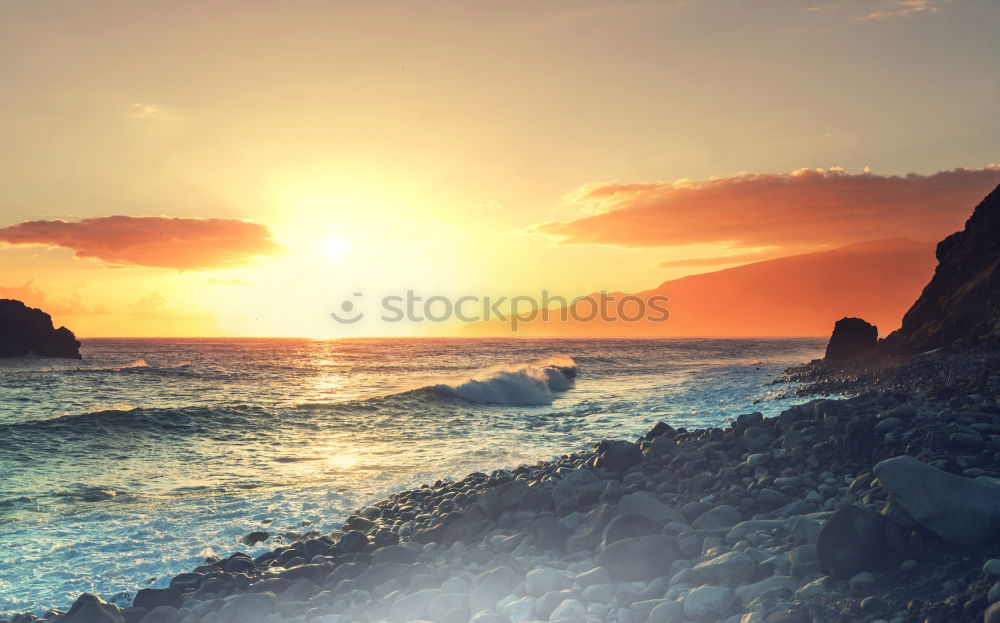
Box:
(0, 337, 824, 615)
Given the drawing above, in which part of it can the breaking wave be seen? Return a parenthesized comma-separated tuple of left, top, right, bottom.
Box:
(427, 355, 578, 406)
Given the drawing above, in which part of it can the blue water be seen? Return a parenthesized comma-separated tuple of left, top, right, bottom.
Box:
(0, 337, 824, 615)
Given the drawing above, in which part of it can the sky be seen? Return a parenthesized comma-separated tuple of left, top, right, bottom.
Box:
(0, 0, 997, 337)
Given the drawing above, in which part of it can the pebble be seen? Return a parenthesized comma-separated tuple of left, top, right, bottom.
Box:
(683, 585, 736, 619)
(648, 600, 684, 623)
(619, 492, 685, 523)
(498, 595, 534, 623)
(525, 568, 572, 597)
(692, 551, 757, 584)
(549, 597, 586, 622)
(736, 576, 799, 607)
(990, 582, 1000, 604)
(576, 566, 611, 588)
(692, 505, 742, 530)
(849, 571, 879, 595)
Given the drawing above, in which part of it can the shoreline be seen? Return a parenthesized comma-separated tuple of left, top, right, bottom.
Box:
(7, 347, 1000, 623)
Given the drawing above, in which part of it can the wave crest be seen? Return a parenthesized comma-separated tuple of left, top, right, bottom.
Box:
(429, 355, 577, 406)
(58, 361, 235, 380)
(0, 406, 269, 447)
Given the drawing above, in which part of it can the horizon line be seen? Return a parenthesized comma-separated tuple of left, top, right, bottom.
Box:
(74, 334, 831, 340)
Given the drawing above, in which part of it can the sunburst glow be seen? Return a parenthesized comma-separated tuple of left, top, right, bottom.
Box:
(323, 235, 348, 259)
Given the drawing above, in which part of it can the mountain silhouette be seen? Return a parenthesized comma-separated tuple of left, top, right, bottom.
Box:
(464, 238, 936, 337)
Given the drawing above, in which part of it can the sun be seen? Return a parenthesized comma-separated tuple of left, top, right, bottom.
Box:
(323, 235, 348, 259)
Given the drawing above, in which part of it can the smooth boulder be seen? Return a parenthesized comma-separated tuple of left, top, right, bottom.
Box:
(597, 535, 678, 581)
(468, 565, 520, 613)
(217, 592, 275, 623)
(692, 504, 742, 530)
(136, 607, 180, 623)
(594, 440, 642, 471)
(874, 455, 1000, 547)
(692, 551, 758, 585)
(60, 593, 125, 623)
(618, 492, 686, 524)
(816, 504, 887, 578)
(388, 589, 442, 620)
(132, 588, 182, 612)
(525, 568, 572, 597)
(600, 513, 661, 547)
(683, 586, 736, 619)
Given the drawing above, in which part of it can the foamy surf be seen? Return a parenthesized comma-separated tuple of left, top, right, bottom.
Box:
(430, 355, 578, 406)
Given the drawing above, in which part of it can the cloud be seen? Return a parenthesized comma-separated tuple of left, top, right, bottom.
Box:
(128, 102, 182, 124)
(121, 292, 218, 335)
(805, 0, 955, 19)
(130, 292, 209, 320)
(536, 165, 1000, 251)
(0, 215, 282, 270)
(0, 280, 110, 316)
(858, 0, 951, 20)
(130, 103, 167, 119)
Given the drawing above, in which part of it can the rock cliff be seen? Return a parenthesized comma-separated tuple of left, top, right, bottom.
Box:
(824, 317, 878, 361)
(885, 183, 1000, 352)
(0, 299, 81, 358)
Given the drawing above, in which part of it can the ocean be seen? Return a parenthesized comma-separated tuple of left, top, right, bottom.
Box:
(0, 337, 825, 615)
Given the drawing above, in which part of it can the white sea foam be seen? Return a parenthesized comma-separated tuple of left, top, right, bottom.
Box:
(431, 355, 577, 406)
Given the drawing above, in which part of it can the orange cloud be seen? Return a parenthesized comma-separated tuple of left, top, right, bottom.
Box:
(0, 279, 110, 316)
(537, 166, 1000, 250)
(0, 216, 281, 269)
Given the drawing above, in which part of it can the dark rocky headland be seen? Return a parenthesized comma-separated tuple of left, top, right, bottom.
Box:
(0, 299, 81, 359)
(6, 185, 1000, 623)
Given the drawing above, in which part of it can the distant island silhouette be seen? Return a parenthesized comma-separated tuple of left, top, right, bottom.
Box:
(0, 299, 81, 358)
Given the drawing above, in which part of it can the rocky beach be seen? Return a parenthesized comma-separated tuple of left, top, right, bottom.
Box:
(8, 346, 1000, 623)
(2, 2, 998, 622)
(4, 184, 999, 623)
